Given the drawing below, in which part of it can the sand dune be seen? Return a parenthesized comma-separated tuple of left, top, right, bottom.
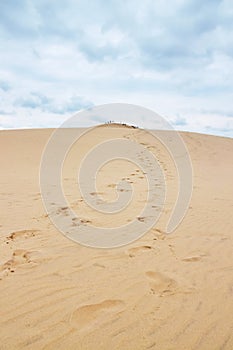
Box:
(0, 126, 233, 349)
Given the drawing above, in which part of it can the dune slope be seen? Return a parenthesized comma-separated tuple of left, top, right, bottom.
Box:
(0, 127, 233, 350)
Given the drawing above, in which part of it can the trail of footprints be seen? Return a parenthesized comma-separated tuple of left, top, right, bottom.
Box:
(0, 229, 40, 279)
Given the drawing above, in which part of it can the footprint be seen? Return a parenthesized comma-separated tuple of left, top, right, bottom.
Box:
(137, 216, 146, 223)
(182, 256, 201, 262)
(80, 218, 92, 225)
(6, 229, 38, 241)
(146, 271, 178, 296)
(151, 228, 166, 240)
(77, 199, 84, 203)
(57, 207, 69, 216)
(107, 184, 116, 188)
(0, 250, 33, 278)
(70, 299, 124, 329)
(93, 263, 106, 269)
(127, 245, 153, 257)
(71, 217, 92, 226)
(90, 192, 104, 196)
(32, 193, 41, 201)
(147, 146, 156, 151)
(118, 188, 128, 192)
(72, 217, 80, 227)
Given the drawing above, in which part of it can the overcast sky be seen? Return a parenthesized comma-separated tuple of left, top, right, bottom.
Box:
(0, 0, 233, 136)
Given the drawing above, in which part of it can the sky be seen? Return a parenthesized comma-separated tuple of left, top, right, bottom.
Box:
(0, 0, 233, 137)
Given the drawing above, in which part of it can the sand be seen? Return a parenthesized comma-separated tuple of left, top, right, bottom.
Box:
(0, 125, 233, 349)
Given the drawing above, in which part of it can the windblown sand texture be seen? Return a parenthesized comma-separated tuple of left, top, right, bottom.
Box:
(0, 125, 233, 349)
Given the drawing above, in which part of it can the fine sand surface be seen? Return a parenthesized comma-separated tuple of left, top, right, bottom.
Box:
(0, 125, 233, 349)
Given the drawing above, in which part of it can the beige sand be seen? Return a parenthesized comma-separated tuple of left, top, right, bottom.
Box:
(0, 126, 233, 349)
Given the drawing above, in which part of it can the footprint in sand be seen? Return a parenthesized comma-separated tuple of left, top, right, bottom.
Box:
(127, 245, 153, 258)
(32, 193, 41, 201)
(151, 228, 166, 240)
(182, 256, 202, 262)
(56, 206, 70, 216)
(137, 216, 154, 224)
(0, 249, 33, 278)
(71, 218, 92, 227)
(70, 299, 124, 329)
(90, 192, 104, 196)
(146, 271, 178, 296)
(6, 229, 38, 242)
(107, 184, 116, 188)
(137, 216, 146, 223)
(80, 218, 92, 225)
(71, 217, 80, 227)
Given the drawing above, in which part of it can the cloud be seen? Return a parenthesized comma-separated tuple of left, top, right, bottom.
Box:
(173, 116, 187, 127)
(14, 92, 51, 109)
(0, 109, 12, 115)
(0, 0, 233, 136)
(0, 80, 11, 91)
(14, 93, 93, 114)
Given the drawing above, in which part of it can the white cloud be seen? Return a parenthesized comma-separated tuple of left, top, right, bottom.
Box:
(0, 0, 233, 137)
